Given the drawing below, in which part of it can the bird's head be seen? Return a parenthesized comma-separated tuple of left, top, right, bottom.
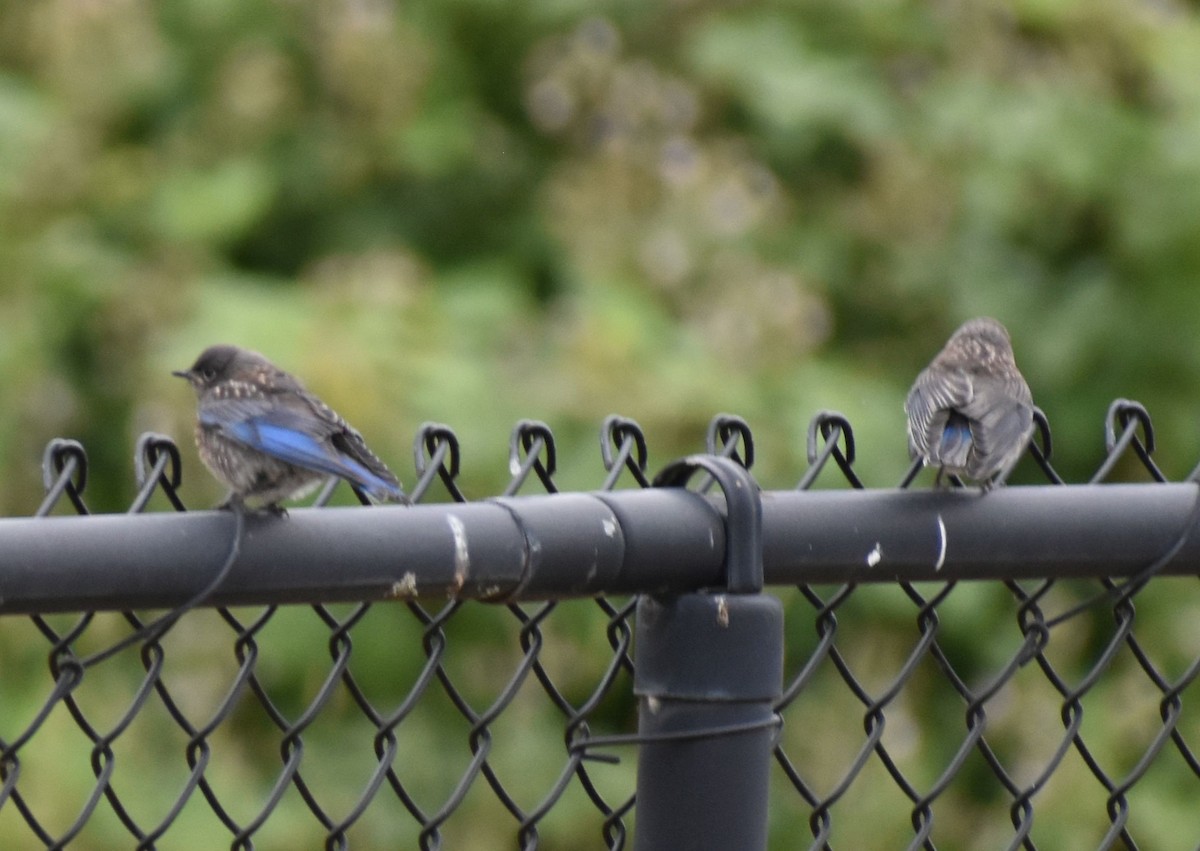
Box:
(939, 317, 1017, 368)
(949, 317, 1012, 350)
(173, 345, 260, 392)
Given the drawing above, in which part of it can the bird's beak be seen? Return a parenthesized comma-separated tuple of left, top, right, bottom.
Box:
(171, 369, 192, 380)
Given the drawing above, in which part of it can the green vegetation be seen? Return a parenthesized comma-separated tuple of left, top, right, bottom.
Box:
(2, 1, 1200, 848)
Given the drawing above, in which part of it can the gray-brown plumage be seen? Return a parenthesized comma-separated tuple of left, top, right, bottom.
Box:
(905, 317, 1034, 485)
(174, 345, 404, 509)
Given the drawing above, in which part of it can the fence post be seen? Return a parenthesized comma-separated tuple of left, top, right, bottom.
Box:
(633, 457, 783, 851)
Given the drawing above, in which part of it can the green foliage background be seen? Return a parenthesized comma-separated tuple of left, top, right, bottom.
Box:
(3, 1, 1200, 848)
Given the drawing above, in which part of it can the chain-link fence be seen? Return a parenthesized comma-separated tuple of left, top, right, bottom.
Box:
(2, 405, 1200, 850)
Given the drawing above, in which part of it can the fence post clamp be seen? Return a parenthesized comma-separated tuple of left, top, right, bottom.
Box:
(652, 454, 764, 594)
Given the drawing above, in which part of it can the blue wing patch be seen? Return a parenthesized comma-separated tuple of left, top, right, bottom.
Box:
(222, 415, 402, 501)
(937, 414, 973, 470)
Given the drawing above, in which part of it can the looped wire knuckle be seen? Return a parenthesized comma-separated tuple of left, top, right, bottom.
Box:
(42, 438, 88, 494)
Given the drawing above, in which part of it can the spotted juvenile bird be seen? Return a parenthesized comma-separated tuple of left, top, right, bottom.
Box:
(174, 345, 404, 509)
(905, 317, 1034, 487)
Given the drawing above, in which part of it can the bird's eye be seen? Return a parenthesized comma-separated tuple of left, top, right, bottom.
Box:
(201, 368, 217, 381)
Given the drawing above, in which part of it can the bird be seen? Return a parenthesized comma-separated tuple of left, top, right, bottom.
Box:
(174, 344, 405, 510)
(905, 317, 1035, 487)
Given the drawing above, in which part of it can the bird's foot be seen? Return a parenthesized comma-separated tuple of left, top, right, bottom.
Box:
(216, 494, 245, 512)
(216, 494, 287, 517)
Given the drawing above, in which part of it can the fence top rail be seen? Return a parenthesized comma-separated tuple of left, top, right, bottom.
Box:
(1, 482, 1198, 615)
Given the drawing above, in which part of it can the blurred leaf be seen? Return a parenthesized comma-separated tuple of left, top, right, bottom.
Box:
(0, 75, 53, 199)
(153, 158, 277, 243)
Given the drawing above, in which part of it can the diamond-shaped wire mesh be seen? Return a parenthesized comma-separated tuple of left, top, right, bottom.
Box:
(2, 406, 1200, 850)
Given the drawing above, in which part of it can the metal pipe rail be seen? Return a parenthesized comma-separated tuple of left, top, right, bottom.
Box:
(1, 483, 1198, 615)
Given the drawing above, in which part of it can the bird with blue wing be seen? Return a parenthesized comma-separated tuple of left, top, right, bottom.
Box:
(905, 317, 1035, 488)
(174, 345, 405, 510)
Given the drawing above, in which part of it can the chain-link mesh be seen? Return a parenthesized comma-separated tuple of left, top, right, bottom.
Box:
(3, 405, 1200, 849)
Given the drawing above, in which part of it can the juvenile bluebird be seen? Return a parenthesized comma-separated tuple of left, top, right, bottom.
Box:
(174, 345, 405, 510)
(905, 317, 1034, 487)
